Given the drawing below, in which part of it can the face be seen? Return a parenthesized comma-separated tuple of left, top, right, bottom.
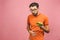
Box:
(30, 6, 39, 16)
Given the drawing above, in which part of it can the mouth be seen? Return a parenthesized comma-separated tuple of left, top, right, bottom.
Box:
(33, 13, 37, 16)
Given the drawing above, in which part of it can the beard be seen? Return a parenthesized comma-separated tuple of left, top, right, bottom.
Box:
(32, 12, 38, 16)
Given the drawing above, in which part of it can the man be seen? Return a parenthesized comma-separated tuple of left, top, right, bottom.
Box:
(27, 2, 50, 40)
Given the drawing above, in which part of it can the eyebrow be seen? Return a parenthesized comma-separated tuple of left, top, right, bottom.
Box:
(30, 9, 37, 10)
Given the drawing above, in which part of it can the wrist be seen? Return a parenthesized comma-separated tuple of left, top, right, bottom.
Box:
(40, 26, 44, 28)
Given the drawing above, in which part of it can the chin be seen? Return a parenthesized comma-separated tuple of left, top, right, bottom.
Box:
(33, 14, 37, 16)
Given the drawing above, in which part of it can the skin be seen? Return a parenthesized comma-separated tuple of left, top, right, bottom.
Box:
(30, 6, 39, 16)
(27, 6, 50, 36)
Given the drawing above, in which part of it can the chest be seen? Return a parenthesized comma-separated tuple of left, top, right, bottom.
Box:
(29, 16, 45, 25)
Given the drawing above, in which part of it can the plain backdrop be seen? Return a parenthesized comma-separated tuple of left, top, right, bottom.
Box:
(0, 0, 60, 40)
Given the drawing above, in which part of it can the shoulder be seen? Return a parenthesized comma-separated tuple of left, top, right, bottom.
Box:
(40, 13, 48, 19)
(41, 13, 48, 17)
(27, 14, 32, 18)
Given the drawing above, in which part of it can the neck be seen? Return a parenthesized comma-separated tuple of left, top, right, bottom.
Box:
(33, 13, 40, 16)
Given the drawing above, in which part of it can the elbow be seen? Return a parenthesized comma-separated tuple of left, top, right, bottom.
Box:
(46, 30, 50, 33)
(45, 29, 50, 33)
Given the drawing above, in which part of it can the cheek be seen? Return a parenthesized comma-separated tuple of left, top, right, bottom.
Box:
(31, 10, 38, 13)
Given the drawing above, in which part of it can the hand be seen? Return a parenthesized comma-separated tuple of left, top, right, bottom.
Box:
(29, 30, 36, 36)
(36, 22, 43, 27)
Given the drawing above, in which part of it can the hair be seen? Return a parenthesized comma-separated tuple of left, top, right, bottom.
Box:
(29, 2, 39, 8)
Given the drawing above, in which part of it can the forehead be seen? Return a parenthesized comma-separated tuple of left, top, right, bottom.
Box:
(30, 6, 37, 9)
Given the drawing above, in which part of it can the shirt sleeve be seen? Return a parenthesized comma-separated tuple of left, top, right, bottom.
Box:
(27, 16, 30, 24)
(44, 17, 49, 26)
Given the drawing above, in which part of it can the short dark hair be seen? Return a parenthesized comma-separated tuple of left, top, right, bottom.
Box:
(29, 2, 39, 8)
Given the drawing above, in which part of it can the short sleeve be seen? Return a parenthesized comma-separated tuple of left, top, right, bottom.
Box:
(27, 16, 30, 25)
(44, 17, 49, 26)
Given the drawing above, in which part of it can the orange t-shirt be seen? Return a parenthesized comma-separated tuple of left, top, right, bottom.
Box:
(27, 13, 49, 40)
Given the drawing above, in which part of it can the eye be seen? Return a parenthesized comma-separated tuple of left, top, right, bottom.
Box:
(30, 9, 34, 11)
(30, 9, 37, 11)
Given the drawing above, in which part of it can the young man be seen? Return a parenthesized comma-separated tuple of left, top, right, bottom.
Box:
(27, 2, 50, 40)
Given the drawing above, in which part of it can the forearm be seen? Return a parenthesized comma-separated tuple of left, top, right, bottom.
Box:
(27, 25, 31, 32)
(40, 26, 49, 33)
(27, 28, 30, 32)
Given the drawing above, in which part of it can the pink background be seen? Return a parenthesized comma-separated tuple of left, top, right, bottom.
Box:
(0, 0, 60, 40)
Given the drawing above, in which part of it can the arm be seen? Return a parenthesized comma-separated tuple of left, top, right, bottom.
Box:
(37, 17, 50, 33)
(27, 16, 36, 36)
(41, 17, 50, 33)
(27, 16, 31, 32)
(27, 23, 31, 32)
(40, 25, 50, 33)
